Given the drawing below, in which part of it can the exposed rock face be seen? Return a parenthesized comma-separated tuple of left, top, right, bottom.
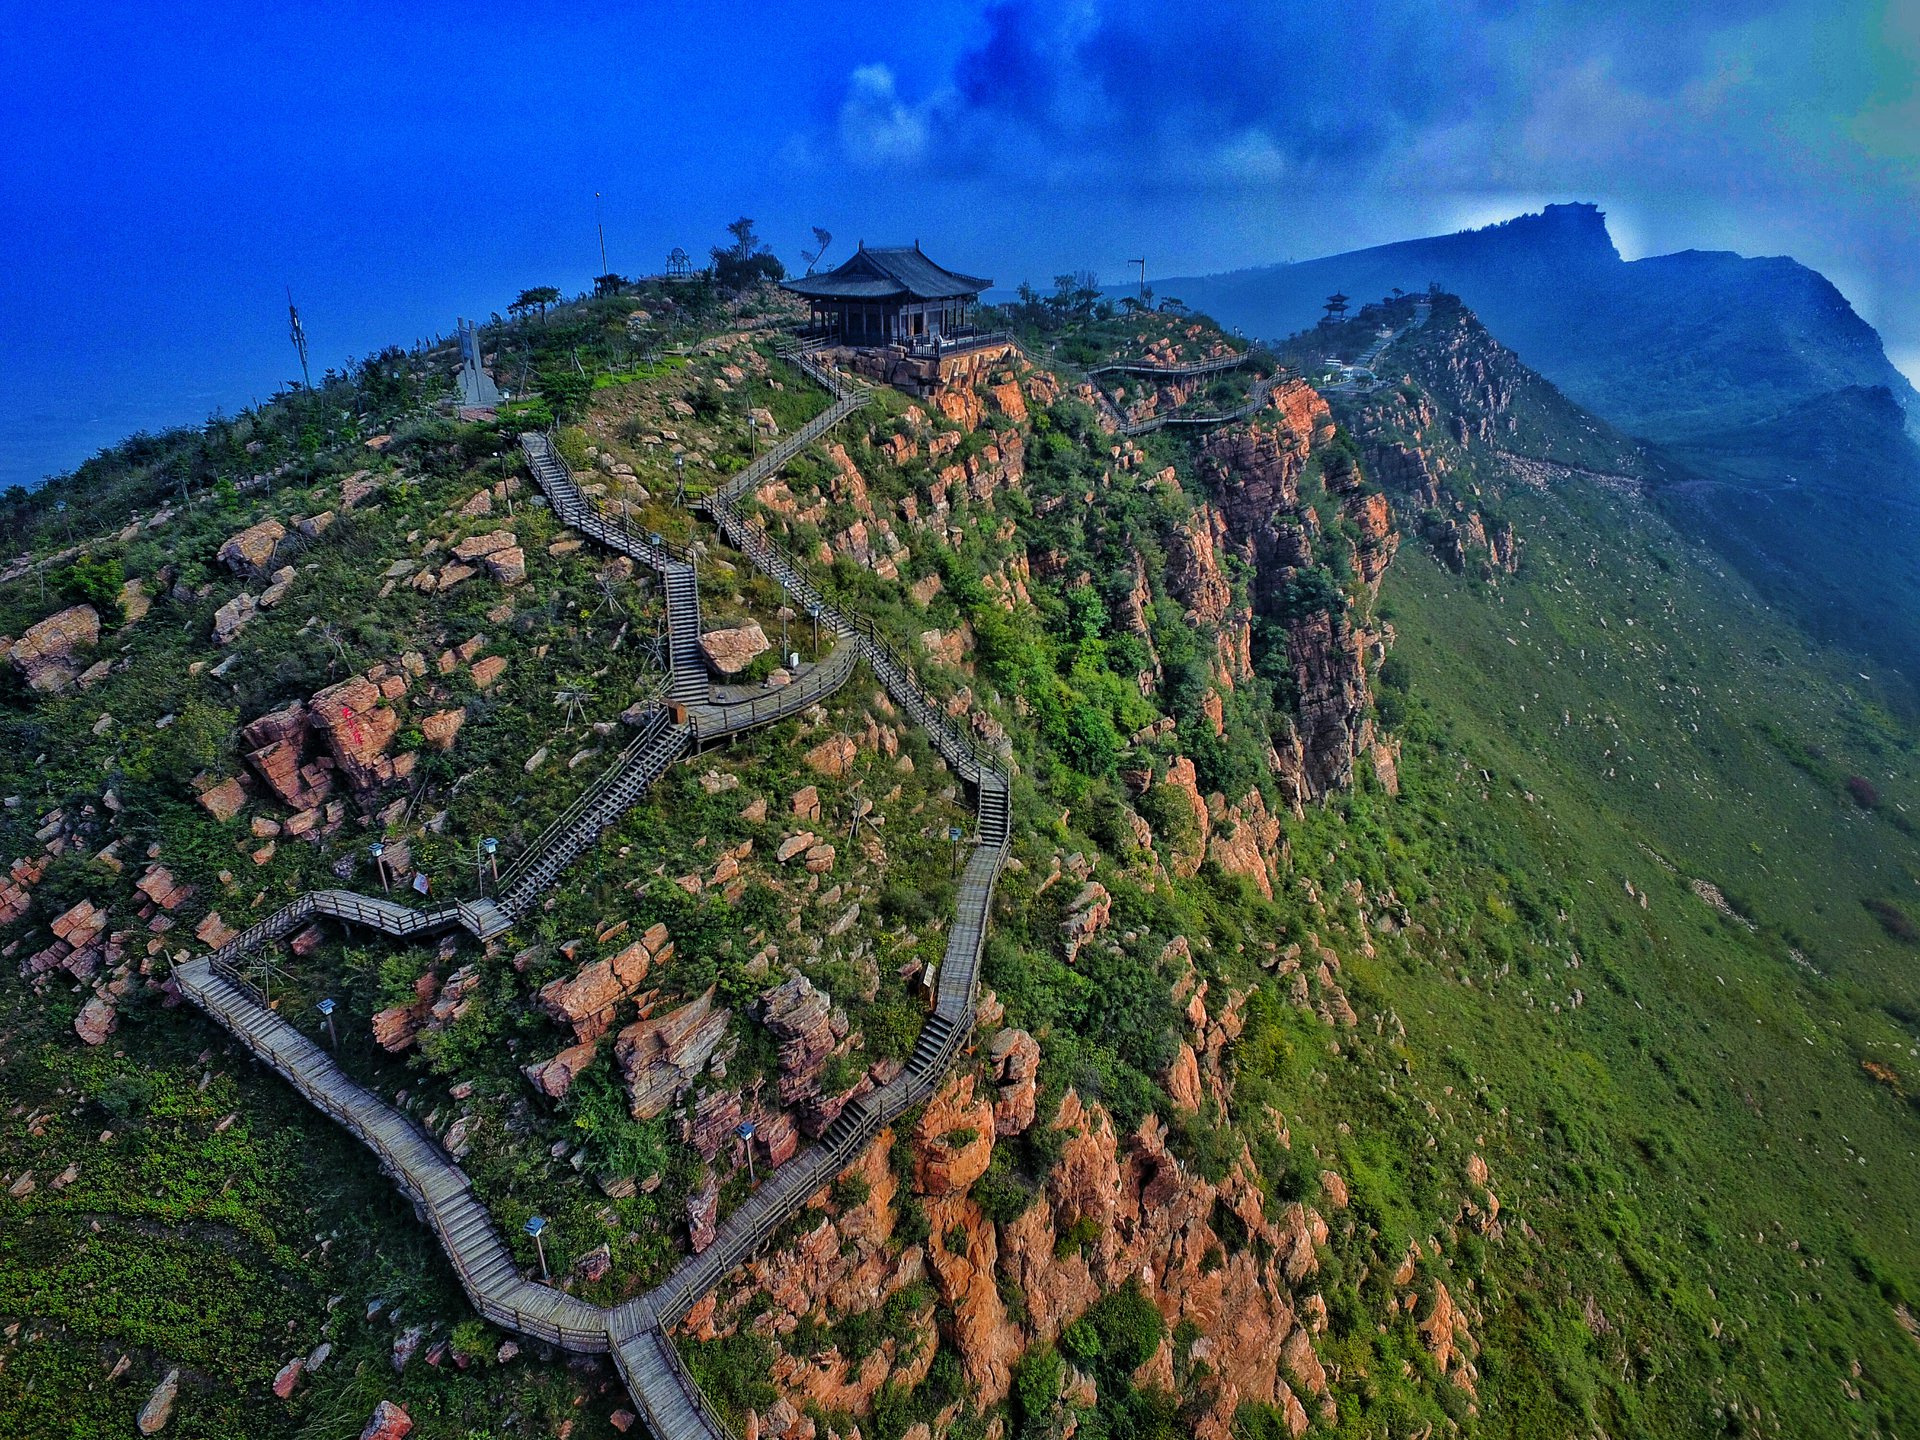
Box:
(241, 701, 333, 810)
(537, 927, 663, 1043)
(700, 622, 770, 675)
(1282, 610, 1372, 800)
(760, 972, 836, 1105)
(1200, 397, 1325, 604)
(523, 1037, 599, 1098)
(7, 604, 100, 692)
(989, 1028, 1041, 1135)
(616, 988, 730, 1120)
(1061, 882, 1112, 962)
(308, 675, 401, 790)
(687, 1170, 720, 1252)
(1161, 757, 1211, 877)
(913, 1074, 996, 1197)
(218, 518, 285, 577)
(1207, 788, 1285, 900)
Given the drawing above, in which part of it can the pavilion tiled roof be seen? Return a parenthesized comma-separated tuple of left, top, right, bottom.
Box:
(781, 244, 992, 301)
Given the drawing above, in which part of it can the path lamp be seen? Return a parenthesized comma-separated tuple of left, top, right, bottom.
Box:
(483, 837, 499, 888)
(369, 842, 389, 893)
(316, 997, 338, 1049)
(674, 450, 685, 504)
(748, 411, 758, 459)
(809, 604, 821, 657)
(737, 1120, 757, 1185)
(949, 825, 965, 877)
(525, 1215, 551, 1280)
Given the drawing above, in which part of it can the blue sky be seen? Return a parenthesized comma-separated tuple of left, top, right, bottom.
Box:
(4, 0, 1915, 488)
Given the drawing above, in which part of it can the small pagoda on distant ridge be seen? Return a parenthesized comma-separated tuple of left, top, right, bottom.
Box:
(781, 242, 992, 347)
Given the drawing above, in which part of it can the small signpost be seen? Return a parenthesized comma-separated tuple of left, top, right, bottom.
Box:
(737, 1120, 758, 1184)
(316, 997, 337, 1049)
(525, 1215, 551, 1279)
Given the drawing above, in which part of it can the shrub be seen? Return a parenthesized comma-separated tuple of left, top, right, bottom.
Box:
(58, 554, 125, 620)
(1846, 775, 1879, 809)
(1011, 1343, 1063, 1436)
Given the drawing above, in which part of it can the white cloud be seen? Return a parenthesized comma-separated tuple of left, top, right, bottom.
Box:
(838, 64, 929, 168)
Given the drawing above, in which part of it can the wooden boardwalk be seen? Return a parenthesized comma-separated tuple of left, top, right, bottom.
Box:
(175, 353, 1014, 1440)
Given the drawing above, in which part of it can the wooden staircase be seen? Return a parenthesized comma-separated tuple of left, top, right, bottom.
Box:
(178, 341, 1022, 1440)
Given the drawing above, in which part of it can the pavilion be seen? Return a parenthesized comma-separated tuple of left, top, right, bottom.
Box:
(781, 242, 992, 347)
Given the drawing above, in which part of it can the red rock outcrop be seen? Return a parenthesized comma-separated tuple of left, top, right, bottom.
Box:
(6, 604, 100, 693)
(616, 988, 730, 1119)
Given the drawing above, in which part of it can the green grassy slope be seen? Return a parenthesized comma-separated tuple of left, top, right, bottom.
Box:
(1346, 425, 1920, 1436)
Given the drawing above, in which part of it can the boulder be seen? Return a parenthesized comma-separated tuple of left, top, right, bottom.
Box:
(9, 604, 100, 692)
(421, 709, 465, 751)
(989, 1027, 1041, 1136)
(259, 566, 297, 609)
(135, 865, 191, 911)
(358, 1400, 413, 1440)
(572, 1242, 613, 1283)
(450, 529, 517, 562)
(523, 1038, 600, 1098)
(137, 1369, 180, 1435)
(196, 775, 249, 823)
(1061, 882, 1112, 962)
(470, 655, 507, 689)
(217, 519, 285, 577)
(803, 733, 858, 777)
(74, 995, 117, 1046)
(698, 622, 770, 676)
(483, 547, 526, 585)
(212, 592, 259, 645)
(272, 1356, 304, 1398)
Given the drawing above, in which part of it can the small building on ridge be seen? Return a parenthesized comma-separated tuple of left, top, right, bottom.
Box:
(781, 242, 992, 347)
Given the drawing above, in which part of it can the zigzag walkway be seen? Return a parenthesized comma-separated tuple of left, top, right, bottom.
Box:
(1086, 350, 1249, 380)
(1117, 374, 1277, 437)
(168, 354, 1011, 1439)
(708, 344, 871, 509)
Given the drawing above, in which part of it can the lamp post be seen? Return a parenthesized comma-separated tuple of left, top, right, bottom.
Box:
(809, 605, 821, 657)
(674, 450, 685, 506)
(748, 411, 758, 459)
(369, 842, 389, 893)
(316, 997, 337, 1049)
(949, 825, 965, 877)
(525, 1215, 551, 1280)
(737, 1120, 758, 1185)
(483, 837, 499, 889)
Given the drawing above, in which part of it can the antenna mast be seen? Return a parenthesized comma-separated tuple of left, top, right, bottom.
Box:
(595, 192, 609, 277)
(287, 288, 312, 390)
(1129, 259, 1146, 300)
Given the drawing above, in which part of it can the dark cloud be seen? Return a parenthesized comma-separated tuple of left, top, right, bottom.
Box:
(815, 0, 1919, 371)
